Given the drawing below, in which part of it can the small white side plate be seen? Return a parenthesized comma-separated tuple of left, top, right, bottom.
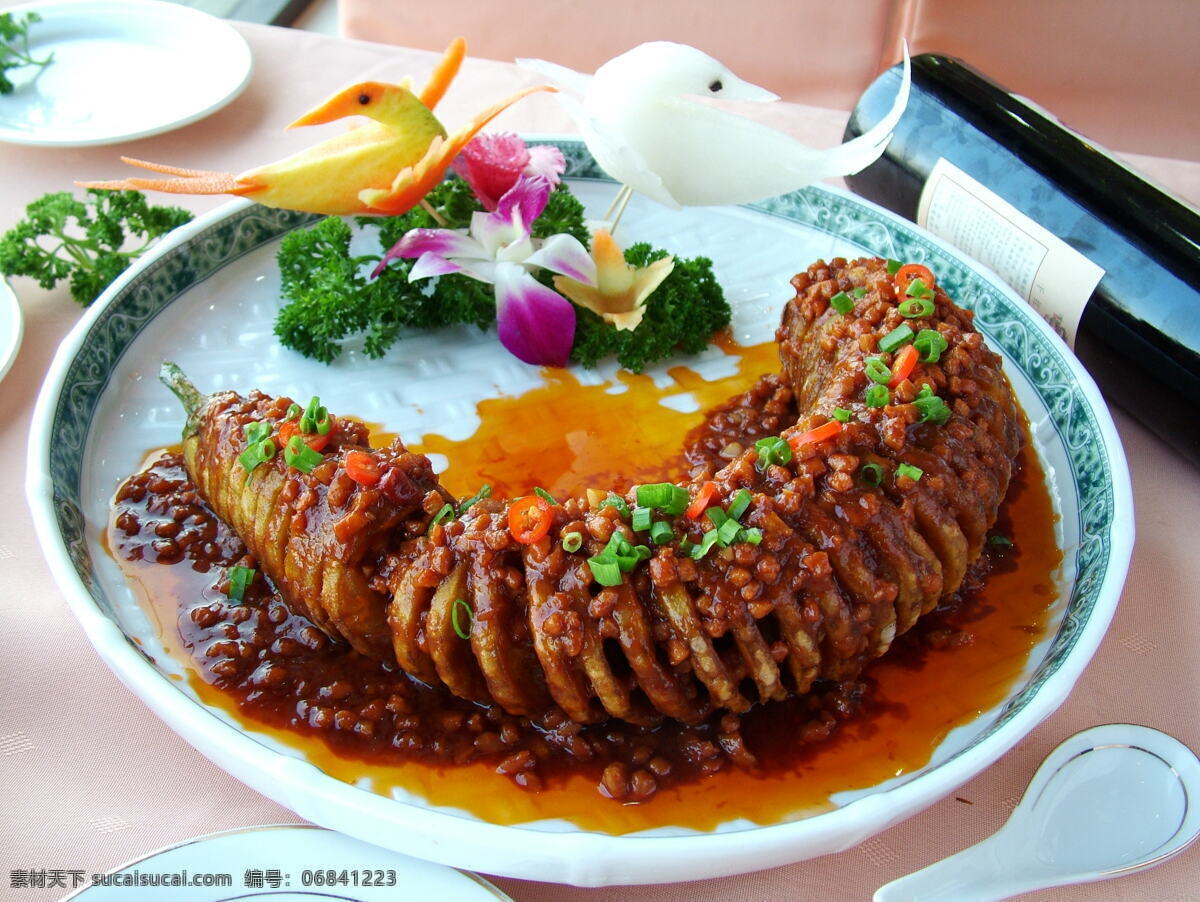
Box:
(63, 824, 513, 901)
(0, 279, 21, 383)
(0, 0, 253, 146)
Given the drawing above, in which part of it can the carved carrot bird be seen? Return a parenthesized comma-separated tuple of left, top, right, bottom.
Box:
(78, 38, 554, 216)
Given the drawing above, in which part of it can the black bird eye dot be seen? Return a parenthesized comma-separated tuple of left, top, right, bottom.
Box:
(709, 79, 723, 93)
(358, 93, 370, 104)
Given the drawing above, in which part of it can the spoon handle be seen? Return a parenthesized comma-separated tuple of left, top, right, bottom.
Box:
(873, 838, 1032, 902)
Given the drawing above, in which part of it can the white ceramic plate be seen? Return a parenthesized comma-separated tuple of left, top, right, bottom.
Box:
(0, 0, 252, 146)
(62, 824, 512, 901)
(27, 141, 1134, 886)
(0, 278, 20, 382)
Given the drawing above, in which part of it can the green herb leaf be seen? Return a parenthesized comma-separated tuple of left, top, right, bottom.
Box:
(913, 328, 949, 363)
(452, 598, 474, 639)
(859, 462, 884, 486)
(631, 506, 653, 533)
(428, 503, 454, 535)
(914, 384, 952, 425)
(878, 324, 914, 353)
(598, 493, 631, 519)
(899, 297, 936, 318)
(649, 521, 674, 545)
(226, 565, 256, 604)
(865, 357, 892, 385)
(0, 12, 54, 95)
(587, 554, 623, 586)
(865, 384, 890, 408)
(0, 190, 192, 306)
(635, 483, 690, 516)
(830, 291, 855, 314)
(457, 483, 492, 515)
(284, 434, 324, 474)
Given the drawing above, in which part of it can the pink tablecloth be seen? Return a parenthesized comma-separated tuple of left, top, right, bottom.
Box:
(1, 22, 1197, 901)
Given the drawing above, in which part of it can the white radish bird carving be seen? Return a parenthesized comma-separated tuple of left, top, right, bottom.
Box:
(519, 41, 910, 214)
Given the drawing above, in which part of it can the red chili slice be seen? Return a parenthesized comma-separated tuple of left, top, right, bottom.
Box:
(686, 481, 719, 520)
(278, 418, 332, 453)
(888, 344, 919, 388)
(895, 263, 936, 295)
(344, 449, 381, 486)
(508, 495, 554, 545)
(787, 419, 843, 450)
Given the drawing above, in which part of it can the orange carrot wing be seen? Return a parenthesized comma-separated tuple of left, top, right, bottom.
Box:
(419, 37, 467, 110)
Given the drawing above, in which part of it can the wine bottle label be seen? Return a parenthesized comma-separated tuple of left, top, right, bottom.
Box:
(917, 158, 1104, 346)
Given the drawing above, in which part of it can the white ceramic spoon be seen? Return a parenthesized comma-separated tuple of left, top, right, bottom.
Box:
(875, 724, 1200, 901)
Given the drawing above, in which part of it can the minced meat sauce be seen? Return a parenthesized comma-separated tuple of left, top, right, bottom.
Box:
(108, 369, 1055, 819)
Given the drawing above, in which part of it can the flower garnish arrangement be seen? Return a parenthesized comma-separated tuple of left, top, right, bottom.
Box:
(274, 133, 728, 370)
(70, 36, 908, 372)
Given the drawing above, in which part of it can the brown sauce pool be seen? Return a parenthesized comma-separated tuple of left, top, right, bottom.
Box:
(108, 338, 1061, 833)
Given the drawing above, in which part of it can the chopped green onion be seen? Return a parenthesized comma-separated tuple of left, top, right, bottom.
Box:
(599, 532, 645, 573)
(832, 408, 853, 423)
(830, 291, 855, 314)
(244, 421, 271, 445)
(913, 329, 949, 363)
(886, 259, 903, 275)
(452, 598, 473, 640)
(427, 502, 454, 534)
(299, 395, 328, 434)
(865, 384, 890, 408)
(988, 534, 1013, 547)
(677, 538, 695, 556)
(458, 483, 492, 515)
(905, 278, 933, 299)
(914, 385, 952, 425)
(239, 437, 277, 481)
(587, 555, 622, 586)
(859, 462, 884, 486)
(284, 402, 302, 420)
(899, 297, 936, 318)
(754, 436, 792, 471)
(852, 287, 867, 298)
(226, 565, 256, 603)
(534, 487, 558, 506)
(865, 357, 892, 385)
(561, 531, 584, 553)
(717, 518, 743, 546)
(878, 324, 914, 353)
(649, 521, 675, 546)
(706, 506, 728, 530)
(896, 462, 924, 482)
(631, 506, 653, 532)
(736, 527, 763, 545)
(689, 529, 722, 560)
(726, 488, 751, 522)
(598, 493, 631, 519)
(284, 434, 324, 473)
(635, 483, 690, 516)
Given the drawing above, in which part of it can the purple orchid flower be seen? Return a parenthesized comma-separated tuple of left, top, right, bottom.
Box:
(375, 176, 596, 367)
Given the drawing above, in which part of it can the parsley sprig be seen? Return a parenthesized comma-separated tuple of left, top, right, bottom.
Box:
(0, 190, 193, 305)
(0, 12, 53, 94)
(273, 177, 730, 372)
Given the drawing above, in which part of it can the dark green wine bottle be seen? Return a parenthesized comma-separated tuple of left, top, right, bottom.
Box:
(845, 54, 1200, 466)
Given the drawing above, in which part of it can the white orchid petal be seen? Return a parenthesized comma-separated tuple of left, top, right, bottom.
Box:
(471, 209, 526, 258)
(525, 234, 597, 286)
